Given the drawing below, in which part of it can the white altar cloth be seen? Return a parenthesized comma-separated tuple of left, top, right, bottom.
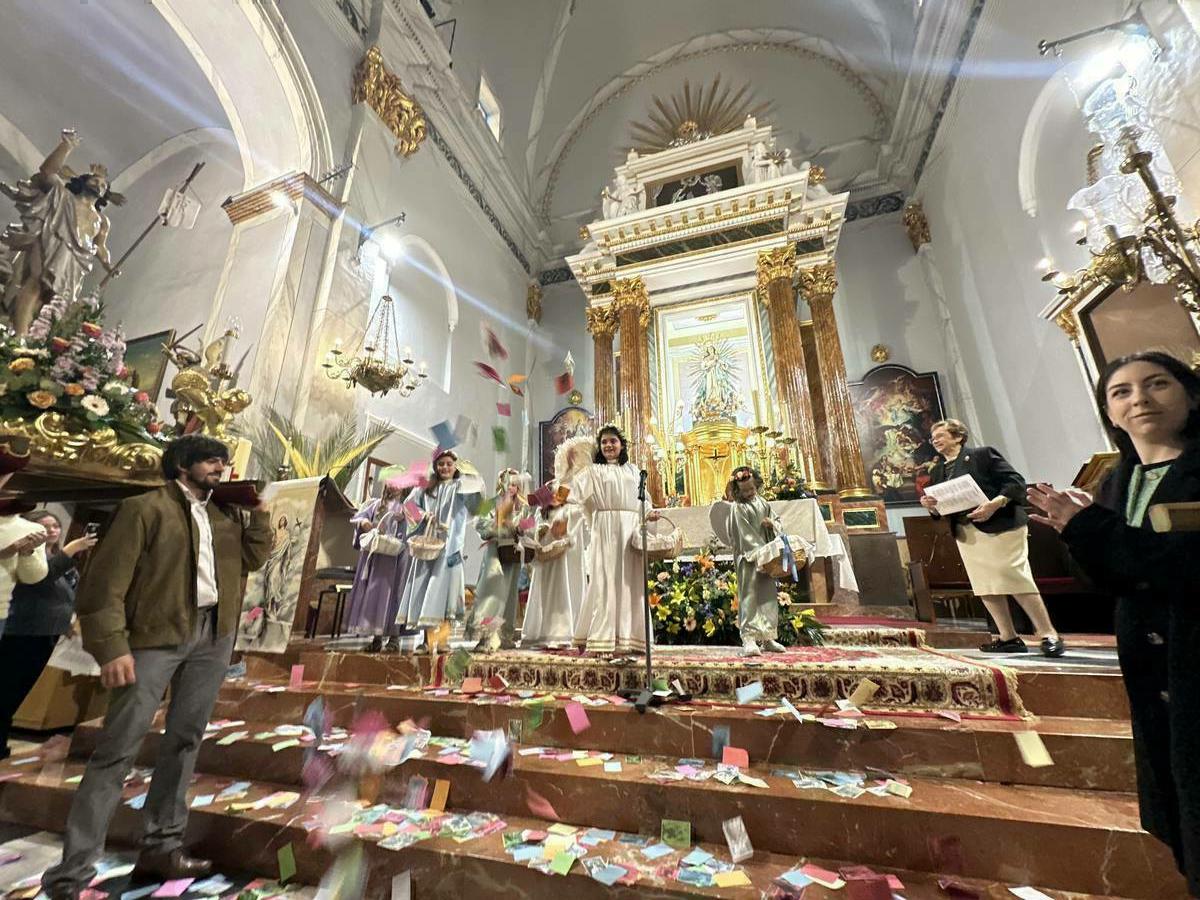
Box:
(658, 499, 859, 593)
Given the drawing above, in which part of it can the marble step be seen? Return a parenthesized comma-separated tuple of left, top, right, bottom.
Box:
(69, 717, 1172, 897)
(1016, 670, 1130, 720)
(0, 760, 1149, 899)
(214, 680, 1136, 792)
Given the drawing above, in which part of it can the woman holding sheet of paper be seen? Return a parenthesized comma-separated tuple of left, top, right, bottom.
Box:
(921, 418, 1064, 657)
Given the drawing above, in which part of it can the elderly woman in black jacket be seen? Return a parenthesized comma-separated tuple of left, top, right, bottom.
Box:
(1029, 351, 1200, 896)
(921, 418, 1064, 656)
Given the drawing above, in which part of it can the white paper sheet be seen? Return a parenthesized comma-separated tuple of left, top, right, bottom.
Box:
(923, 474, 990, 515)
(45, 634, 100, 677)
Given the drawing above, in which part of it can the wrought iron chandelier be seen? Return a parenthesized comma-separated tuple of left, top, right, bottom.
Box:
(322, 294, 427, 396)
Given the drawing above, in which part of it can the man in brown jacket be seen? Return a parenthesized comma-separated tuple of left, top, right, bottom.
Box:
(43, 434, 272, 899)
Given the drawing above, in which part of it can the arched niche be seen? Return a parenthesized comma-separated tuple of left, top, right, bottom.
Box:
(384, 234, 459, 393)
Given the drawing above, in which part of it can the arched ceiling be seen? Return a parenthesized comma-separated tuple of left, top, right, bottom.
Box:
(0, 0, 232, 182)
(436, 0, 919, 251)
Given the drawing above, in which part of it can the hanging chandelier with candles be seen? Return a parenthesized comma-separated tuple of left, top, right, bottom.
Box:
(322, 294, 428, 396)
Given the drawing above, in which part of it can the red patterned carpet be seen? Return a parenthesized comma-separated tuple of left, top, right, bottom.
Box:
(463, 644, 1027, 719)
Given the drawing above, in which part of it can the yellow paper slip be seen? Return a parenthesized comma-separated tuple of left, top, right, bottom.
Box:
(847, 678, 880, 708)
(576, 757, 604, 767)
(430, 779, 450, 812)
(1014, 731, 1054, 768)
(548, 823, 578, 835)
(713, 870, 752, 887)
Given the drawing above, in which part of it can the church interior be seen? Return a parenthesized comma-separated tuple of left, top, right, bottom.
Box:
(0, 0, 1198, 897)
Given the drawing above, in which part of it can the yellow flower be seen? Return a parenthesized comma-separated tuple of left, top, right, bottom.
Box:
(63, 383, 85, 397)
(703, 619, 716, 637)
(8, 358, 34, 374)
(27, 390, 56, 410)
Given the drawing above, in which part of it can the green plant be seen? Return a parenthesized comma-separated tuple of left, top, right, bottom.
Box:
(248, 406, 393, 490)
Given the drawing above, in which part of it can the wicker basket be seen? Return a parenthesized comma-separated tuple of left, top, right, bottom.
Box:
(630, 515, 684, 562)
(756, 534, 809, 578)
(408, 519, 447, 561)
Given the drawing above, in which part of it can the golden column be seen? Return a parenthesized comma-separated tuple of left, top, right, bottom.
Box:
(757, 246, 829, 490)
(585, 305, 617, 426)
(611, 277, 663, 503)
(799, 263, 872, 498)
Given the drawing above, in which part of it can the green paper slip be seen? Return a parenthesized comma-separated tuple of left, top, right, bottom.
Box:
(550, 852, 574, 876)
(277, 843, 296, 884)
(661, 818, 691, 848)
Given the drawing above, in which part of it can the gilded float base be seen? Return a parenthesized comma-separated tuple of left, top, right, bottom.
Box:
(0, 413, 164, 485)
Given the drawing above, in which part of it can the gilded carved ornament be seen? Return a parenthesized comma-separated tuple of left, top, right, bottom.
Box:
(526, 283, 543, 324)
(1054, 311, 1081, 344)
(798, 263, 839, 301)
(808, 165, 826, 186)
(585, 305, 617, 337)
(755, 245, 797, 300)
(0, 412, 162, 482)
(610, 277, 651, 325)
(353, 46, 427, 158)
(903, 201, 931, 252)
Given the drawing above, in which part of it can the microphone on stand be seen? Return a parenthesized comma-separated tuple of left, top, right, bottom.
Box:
(638, 469, 648, 502)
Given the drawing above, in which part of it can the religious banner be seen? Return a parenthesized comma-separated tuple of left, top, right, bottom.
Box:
(849, 364, 946, 506)
(236, 476, 324, 653)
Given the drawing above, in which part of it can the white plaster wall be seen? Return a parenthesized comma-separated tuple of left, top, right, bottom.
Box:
(915, 0, 1120, 487)
(343, 115, 536, 579)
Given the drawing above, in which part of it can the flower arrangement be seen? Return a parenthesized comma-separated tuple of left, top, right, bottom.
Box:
(0, 294, 165, 444)
(648, 543, 827, 646)
(763, 463, 815, 501)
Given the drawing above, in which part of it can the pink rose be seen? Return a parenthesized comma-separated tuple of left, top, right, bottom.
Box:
(134, 391, 150, 405)
(81, 322, 103, 339)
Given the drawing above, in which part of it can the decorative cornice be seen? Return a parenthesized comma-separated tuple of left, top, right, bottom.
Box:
(903, 201, 931, 251)
(755, 245, 797, 296)
(798, 262, 838, 301)
(221, 172, 343, 225)
(845, 192, 905, 222)
(425, 120, 531, 273)
(332, 0, 370, 41)
(353, 46, 427, 158)
(538, 266, 574, 286)
(526, 283, 543, 324)
(913, 0, 987, 186)
(585, 305, 617, 337)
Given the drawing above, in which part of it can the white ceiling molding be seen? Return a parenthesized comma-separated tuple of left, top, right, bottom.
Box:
(110, 127, 238, 192)
(0, 111, 42, 174)
(523, 0, 577, 197)
(381, 0, 547, 273)
(532, 28, 892, 228)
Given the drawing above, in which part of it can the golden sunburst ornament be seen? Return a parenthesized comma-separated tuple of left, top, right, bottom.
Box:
(628, 76, 773, 154)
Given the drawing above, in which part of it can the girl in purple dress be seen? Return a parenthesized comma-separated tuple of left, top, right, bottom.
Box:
(346, 483, 413, 652)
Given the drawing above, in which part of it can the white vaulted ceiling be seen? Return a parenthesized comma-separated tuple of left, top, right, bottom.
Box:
(436, 0, 921, 253)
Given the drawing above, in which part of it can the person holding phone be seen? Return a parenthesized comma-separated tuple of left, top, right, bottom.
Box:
(0, 510, 97, 759)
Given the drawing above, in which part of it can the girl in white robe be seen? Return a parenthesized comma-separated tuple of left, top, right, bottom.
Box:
(523, 437, 591, 649)
(571, 427, 653, 659)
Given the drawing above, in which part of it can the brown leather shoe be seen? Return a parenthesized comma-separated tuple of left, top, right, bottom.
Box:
(132, 848, 213, 880)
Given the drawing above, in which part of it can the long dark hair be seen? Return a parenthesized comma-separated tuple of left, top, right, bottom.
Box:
(593, 426, 629, 465)
(24, 509, 61, 552)
(429, 449, 462, 483)
(1094, 350, 1200, 459)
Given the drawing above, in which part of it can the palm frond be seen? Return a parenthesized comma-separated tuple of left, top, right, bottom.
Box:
(246, 405, 395, 489)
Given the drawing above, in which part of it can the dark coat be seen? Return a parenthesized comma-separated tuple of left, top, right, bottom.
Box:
(1061, 442, 1200, 894)
(928, 445, 1028, 534)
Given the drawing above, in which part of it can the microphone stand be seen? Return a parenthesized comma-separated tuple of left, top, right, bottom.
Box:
(619, 466, 691, 713)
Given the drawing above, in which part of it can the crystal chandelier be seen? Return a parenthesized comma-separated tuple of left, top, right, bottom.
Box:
(322, 295, 427, 396)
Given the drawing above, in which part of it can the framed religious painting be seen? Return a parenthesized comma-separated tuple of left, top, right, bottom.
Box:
(538, 406, 594, 486)
(849, 364, 946, 506)
(122, 329, 174, 402)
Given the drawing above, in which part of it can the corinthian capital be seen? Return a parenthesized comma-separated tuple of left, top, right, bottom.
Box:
(585, 304, 616, 337)
(756, 246, 797, 296)
(798, 263, 838, 301)
(611, 277, 650, 325)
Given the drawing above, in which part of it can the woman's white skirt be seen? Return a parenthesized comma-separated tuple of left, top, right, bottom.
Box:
(954, 524, 1038, 596)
